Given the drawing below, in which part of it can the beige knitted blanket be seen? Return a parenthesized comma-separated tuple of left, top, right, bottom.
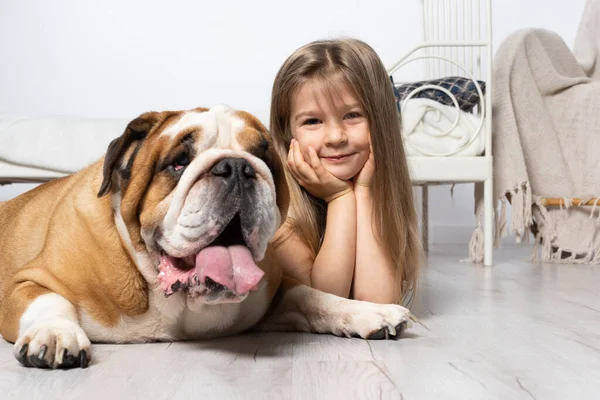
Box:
(470, 0, 600, 263)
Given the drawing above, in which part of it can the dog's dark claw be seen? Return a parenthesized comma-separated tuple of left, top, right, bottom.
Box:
(30, 345, 50, 368)
(16, 343, 29, 366)
(29, 350, 49, 369)
(368, 321, 408, 341)
(368, 328, 387, 340)
(58, 349, 78, 369)
(394, 321, 408, 338)
(18, 343, 28, 358)
(79, 350, 89, 368)
(38, 344, 47, 360)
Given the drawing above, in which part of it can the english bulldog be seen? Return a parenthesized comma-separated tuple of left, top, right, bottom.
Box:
(0, 105, 414, 369)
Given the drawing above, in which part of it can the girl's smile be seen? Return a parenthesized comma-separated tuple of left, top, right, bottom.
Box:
(321, 152, 357, 163)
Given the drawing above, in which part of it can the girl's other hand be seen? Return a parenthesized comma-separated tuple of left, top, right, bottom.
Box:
(353, 137, 374, 189)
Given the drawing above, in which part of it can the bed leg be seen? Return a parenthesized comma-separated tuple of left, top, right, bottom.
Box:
(422, 185, 428, 252)
(484, 177, 493, 266)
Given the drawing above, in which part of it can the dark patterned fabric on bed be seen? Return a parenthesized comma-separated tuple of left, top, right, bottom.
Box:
(391, 76, 486, 112)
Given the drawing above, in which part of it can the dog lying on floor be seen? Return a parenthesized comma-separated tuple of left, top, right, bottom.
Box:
(0, 105, 414, 369)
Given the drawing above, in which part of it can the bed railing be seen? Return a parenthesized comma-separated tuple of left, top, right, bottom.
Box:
(387, 0, 493, 158)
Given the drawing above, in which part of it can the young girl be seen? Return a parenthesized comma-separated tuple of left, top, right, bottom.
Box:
(269, 38, 422, 305)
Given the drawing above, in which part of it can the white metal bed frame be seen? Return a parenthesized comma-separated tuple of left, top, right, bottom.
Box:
(388, 0, 494, 266)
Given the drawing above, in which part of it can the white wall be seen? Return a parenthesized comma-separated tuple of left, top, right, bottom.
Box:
(0, 0, 587, 243)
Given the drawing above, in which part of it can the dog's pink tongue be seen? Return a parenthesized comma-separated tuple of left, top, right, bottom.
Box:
(195, 245, 264, 295)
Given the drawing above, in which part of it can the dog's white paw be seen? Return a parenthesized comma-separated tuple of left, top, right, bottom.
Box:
(337, 301, 416, 340)
(14, 319, 91, 369)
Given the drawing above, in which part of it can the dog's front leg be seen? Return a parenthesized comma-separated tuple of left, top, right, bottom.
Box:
(0, 282, 91, 369)
(254, 277, 415, 340)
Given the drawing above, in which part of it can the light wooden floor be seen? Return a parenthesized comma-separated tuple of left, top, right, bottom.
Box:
(1, 244, 599, 399)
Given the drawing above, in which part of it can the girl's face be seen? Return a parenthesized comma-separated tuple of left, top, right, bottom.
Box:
(289, 79, 371, 181)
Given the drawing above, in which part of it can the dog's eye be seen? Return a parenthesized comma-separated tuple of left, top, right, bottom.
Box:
(172, 152, 190, 172)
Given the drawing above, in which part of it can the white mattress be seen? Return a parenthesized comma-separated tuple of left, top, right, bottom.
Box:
(0, 114, 129, 173)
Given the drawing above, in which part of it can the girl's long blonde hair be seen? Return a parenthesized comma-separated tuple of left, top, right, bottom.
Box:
(269, 38, 422, 304)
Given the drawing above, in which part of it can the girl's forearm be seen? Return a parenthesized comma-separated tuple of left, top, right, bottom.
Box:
(353, 188, 401, 304)
(311, 191, 356, 298)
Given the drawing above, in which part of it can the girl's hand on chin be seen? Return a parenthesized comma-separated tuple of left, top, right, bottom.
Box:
(353, 139, 374, 190)
(287, 139, 353, 203)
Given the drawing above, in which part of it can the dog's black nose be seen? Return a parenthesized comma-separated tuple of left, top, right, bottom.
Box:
(211, 158, 256, 181)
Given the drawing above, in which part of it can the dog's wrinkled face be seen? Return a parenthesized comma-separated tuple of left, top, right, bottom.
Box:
(98, 105, 289, 305)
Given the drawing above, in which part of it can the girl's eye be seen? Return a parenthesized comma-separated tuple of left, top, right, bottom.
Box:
(172, 152, 190, 172)
(303, 118, 321, 126)
(345, 111, 361, 119)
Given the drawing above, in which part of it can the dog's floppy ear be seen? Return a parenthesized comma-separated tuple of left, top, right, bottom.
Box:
(268, 138, 290, 225)
(98, 112, 164, 197)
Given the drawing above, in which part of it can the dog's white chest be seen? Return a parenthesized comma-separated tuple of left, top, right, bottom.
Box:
(80, 286, 269, 343)
(180, 289, 268, 339)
